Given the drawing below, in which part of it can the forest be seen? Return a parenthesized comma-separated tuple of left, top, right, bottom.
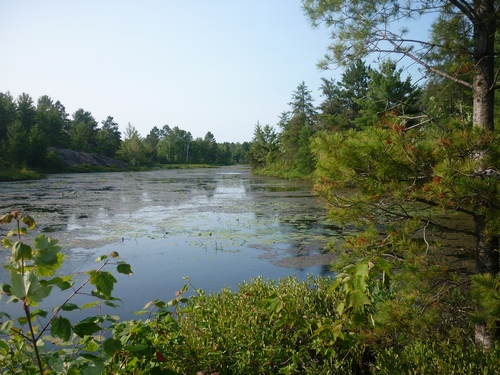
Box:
(0, 92, 249, 178)
(2, 0, 500, 373)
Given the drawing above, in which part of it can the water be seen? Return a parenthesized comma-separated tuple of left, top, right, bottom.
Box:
(0, 166, 341, 321)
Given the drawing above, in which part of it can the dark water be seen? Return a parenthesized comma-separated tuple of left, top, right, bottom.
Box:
(0, 166, 341, 321)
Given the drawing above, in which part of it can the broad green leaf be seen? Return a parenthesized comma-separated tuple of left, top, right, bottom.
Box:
(335, 301, 345, 316)
(31, 309, 48, 319)
(34, 250, 65, 277)
(346, 290, 371, 313)
(87, 270, 116, 300)
(73, 317, 101, 338)
(12, 242, 32, 261)
(329, 278, 342, 292)
(81, 359, 105, 375)
(34, 234, 60, 251)
(116, 263, 132, 276)
(43, 276, 73, 291)
(102, 338, 122, 357)
(354, 261, 370, 278)
(51, 316, 72, 341)
(61, 303, 80, 312)
(154, 299, 166, 308)
(10, 270, 52, 304)
(352, 276, 368, 293)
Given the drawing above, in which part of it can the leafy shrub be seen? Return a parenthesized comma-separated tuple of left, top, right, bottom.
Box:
(373, 341, 500, 375)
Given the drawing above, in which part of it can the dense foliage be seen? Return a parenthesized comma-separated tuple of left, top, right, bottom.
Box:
(0, 92, 249, 177)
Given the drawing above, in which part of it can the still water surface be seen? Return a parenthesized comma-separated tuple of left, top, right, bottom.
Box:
(0, 166, 340, 320)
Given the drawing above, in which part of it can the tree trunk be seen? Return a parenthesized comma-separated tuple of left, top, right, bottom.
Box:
(471, 0, 499, 349)
(472, 0, 497, 274)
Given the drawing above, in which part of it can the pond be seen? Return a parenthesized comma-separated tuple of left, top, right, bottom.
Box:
(0, 166, 343, 321)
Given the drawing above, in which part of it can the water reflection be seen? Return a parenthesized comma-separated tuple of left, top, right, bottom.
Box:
(0, 166, 339, 321)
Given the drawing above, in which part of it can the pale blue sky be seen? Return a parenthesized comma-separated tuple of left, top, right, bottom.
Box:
(0, 1, 340, 143)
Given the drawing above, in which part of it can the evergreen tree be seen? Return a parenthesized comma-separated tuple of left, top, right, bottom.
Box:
(318, 59, 370, 130)
(0, 92, 16, 142)
(16, 93, 36, 132)
(202, 131, 217, 164)
(6, 120, 28, 167)
(355, 60, 421, 128)
(279, 82, 317, 168)
(95, 116, 121, 157)
(69, 109, 98, 152)
(247, 123, 279, 169)
(36, 95, 69, 148)
(304, 0, 500, 347)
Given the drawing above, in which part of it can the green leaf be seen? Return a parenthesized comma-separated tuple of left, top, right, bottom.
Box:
(0, 213, 14, 224)
(0, 283, 12, 296)
(102, 338, 122, 357)
(346, 290, 371, 313)
(124, 344, 149, 352)
(260, 293, 284, 315)
(34, 250, 65, 277)
(51, 316, 72, 341)
(43, 276, 73, 291)
(354, 261, 370, 278)
(31, 309, 48, 319)
(7, 228, 27, 236)
(10, 270, 52, 304)
(73, 317, 101, 338)
(0, 320, 13, 334)
(12, 242, 33, 261)
(104, 300, 121, 309)
(20, 215, 36, 230)
(1, 238, 14, 249)
(87, 270, 117, 300)
(116, 263, 132, 276)
(352, 276, 368, 293)
(34, 234, 60, 250)
(95, 254, 108, 262)
(61, 303, 80, 312)
(81, 301, 99, 309)
(80, 352, 100, 360)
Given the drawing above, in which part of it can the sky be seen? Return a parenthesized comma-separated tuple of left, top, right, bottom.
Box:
(0, 1, 340, 143)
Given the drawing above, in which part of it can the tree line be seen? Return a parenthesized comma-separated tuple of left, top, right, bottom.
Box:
(0, 92, 249, 171)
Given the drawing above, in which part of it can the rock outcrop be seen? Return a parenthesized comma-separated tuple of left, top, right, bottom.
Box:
(48, 147, 128, 169)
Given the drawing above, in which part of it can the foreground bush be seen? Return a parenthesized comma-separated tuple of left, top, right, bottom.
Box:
(110, 274, 500, 375)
